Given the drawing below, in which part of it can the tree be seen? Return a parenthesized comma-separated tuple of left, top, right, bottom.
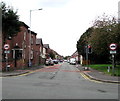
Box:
(1, 2, 21, 42)
(89, 15, 119, 63)
(1, 2, 22, 64)
(77, 14, 120, 64)
(77, 27, 93, 59)
(64, 56, 70, 60)
(49, 51, 55, 59)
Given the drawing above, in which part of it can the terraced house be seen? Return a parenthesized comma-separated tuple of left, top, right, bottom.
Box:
(2, 21, 62, 71)
(2, 22, 46, 71)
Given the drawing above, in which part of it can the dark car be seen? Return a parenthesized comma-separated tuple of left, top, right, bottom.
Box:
(59, 60, 63, 63)
(53, 60, 59, 64)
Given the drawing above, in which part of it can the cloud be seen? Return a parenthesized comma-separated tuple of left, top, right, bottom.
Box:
(37, 0, 71, 8)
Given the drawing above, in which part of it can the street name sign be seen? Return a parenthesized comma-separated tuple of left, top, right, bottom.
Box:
(110, 50, 116, 54)
(4, 50, 10, 54)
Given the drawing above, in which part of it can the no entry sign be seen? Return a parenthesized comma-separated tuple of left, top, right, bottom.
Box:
(109, 43, 117, 50)
(4, 44, 10, 50)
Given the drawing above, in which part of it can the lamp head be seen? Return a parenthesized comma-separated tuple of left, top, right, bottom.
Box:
(38, 8, 42, 10)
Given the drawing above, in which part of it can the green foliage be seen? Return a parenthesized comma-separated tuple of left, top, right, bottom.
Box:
(88, 64, 120, 76)
(64, 56, 70, 60)
(1, 2, 21, 39)
(77, 27, 93, 56)
(49, 51, 55, 59)
(77, 14, 120, 64)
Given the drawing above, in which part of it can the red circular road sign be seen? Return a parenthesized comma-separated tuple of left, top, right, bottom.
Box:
(109, 43, 117, 50)
(88, 45, 91, 48)
(4, 44, 10, 50)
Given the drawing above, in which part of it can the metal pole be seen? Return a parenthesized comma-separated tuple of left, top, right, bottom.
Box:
(86, 45, 88, 65)
(6, 53, 8, 71)
(112, 54, 115, 75)
(29, 9, 42, 67)
(29, 10, 31, 67)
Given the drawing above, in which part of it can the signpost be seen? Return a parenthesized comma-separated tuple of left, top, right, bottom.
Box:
(4, 44, 10, 71)
(85, 44, 92, 70)
(109, 43, 117, 75)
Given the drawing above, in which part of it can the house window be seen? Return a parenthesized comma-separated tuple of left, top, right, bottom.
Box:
(18, 50, 22, 59)
(12, 49, 23, 60)
(22, 41, 26, 49)
(23, 51, 25, 59)
(31, 50, 33, 59)
(31, 36, 33, 44)
(40, 47, 42, 53)
(24, 32, 26, 40)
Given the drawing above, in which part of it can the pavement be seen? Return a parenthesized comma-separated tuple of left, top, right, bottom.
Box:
(0, 64, 120, 84)
(77, 65, 120, 84)
(0, 65, 44, 77)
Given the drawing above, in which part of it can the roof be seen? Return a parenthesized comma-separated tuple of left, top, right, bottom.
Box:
(43, 44, 50, 49)
(20, 21, 29, 28)
(36, 38, 43, 45)
(28, 30, 37, 35)
(31, 31, 37, 35)
(71, 51, 78, 57)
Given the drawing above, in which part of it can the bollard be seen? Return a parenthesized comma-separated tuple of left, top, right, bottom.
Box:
(6, 64, 10, 71)
(107, 66, 110, 72)
(84, 67, 89, 71)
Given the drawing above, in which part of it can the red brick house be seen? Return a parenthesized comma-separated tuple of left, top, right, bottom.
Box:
(2, 22, 30, 70)
(2, 21, 45, 70)
(30, 31, 37, 66)
(2, 21, 62, 71)
(71, 51, 83, 64)
(43, 44, 50, 59)
(36, 38, 45, 65)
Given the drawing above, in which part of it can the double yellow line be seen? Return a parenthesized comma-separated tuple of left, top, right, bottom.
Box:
(80, 72, 102, 83)
(75, 68, 102, 83)
(6, 64, 62, 77)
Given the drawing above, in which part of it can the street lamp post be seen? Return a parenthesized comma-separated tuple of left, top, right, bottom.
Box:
(29, 8, 42, 67)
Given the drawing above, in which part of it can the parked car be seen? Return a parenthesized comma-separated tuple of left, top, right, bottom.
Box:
(59, 60, 63, 63)
(67, 60, 70, 63)
(50, 59, 54, 65)
(64, 60, 67, 62)
(45, 59, 54, 66)
(69, 58, 76, 65)
(53, 59, 59, 64)
(45, 59, 50, 66)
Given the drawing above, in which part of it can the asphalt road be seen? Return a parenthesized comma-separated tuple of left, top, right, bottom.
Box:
(2, 62, 119, 99)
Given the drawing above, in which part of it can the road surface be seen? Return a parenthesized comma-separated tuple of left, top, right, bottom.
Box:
(2, 62, 119, 100)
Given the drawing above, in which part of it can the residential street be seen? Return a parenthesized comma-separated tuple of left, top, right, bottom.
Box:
(2, 62, 119, 100)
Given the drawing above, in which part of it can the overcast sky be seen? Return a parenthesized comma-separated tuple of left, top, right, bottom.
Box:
(2, 0, 120, 56)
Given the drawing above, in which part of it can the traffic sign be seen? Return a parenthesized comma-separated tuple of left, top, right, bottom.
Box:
(110, 50, 116, 54)
(4, 44, 10, 50)
(4, 50, 10, 54)
(88, 45, 92, 53)
(109, 43, 117, 50)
